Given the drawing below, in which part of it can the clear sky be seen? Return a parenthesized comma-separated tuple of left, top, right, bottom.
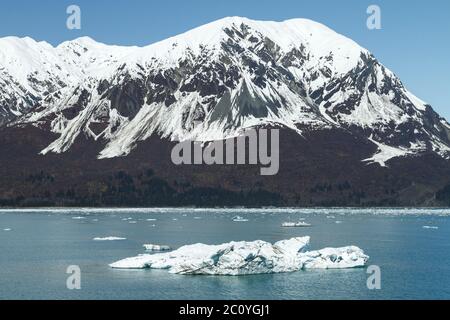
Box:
(1, 0, 449, 120)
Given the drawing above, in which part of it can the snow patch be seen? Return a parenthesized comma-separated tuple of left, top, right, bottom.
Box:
(363, 137, 412, 167)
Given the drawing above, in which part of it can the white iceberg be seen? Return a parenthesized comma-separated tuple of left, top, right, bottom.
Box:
(110, 237, 368, 275)
(3, 228, 11, 231)
(232, 216, 249, 222)
(143, 244, 172, 251)
(298, 247, 369, 269)
(423, 226, 439, 230)
(93, 237, 127, 241)
(281, 222, 311, 227)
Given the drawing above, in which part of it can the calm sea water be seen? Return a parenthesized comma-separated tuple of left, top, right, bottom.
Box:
(1, 208, 450, 300)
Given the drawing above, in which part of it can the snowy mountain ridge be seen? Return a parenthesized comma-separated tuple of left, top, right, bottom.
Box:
(1, 17, 449, 166)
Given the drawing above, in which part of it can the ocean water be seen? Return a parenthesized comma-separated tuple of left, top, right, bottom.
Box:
(0, 208, 450, 300)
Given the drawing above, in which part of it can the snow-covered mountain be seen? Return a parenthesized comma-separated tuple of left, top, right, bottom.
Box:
(2, 17, 450, 166)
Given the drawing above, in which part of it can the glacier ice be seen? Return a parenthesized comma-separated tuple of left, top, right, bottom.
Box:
(423, 226, 439, 230)
(110, 237, 368, 275)
(232, 216, 249, 222)
(93, 237, 127, 241)
(281, 221, 311, 227)
(143, 244, 172, 251)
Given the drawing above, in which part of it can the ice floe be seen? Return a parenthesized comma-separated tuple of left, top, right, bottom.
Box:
(281, 222, 311, 227)
(143, 244, 172, 251)
(3, 228, 12, 231)
(423, 226, 439, 230)
(3, 207, 450, 216)
(110, 237, 368, 275)
(232, 216, 249, 222)
(93, 237, 127, 241)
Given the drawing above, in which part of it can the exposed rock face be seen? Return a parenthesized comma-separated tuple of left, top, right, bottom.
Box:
(1, 17, 448, 161)
(0, 17, 449, 207)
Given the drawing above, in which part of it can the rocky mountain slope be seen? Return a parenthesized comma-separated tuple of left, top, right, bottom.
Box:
(0, 17, 449, 207)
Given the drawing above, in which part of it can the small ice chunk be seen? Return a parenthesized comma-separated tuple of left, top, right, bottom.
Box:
(423, 226, 439, 230)
(281, 222, 311, 227)
(93, 237, 126, 241)
(232, 216, 249, 222)
(3, 228, 12, 231)
(143, 244, 172, 251)
(146, 219, 157, 221)
(72, 216, 86, 220)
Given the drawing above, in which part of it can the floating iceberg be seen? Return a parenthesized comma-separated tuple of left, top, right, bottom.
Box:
(3, 228, 11, 231)
(423, 226, 439, 230)
(143, 244, 172, 251)
(93, 237, 127, 241)
(110, 237, 368, 275)
(232, 216, 249, 222)
(281, 222, 311, 227)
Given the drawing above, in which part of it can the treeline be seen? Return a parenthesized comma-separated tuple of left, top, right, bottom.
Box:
(0, 170, 283, 208)
(436, 183, 450, 206)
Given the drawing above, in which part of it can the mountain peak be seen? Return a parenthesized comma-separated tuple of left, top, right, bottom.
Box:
(2, 17, 449, 163)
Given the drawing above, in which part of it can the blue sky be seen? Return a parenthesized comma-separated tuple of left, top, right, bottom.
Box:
(1, 0, 449, 119)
